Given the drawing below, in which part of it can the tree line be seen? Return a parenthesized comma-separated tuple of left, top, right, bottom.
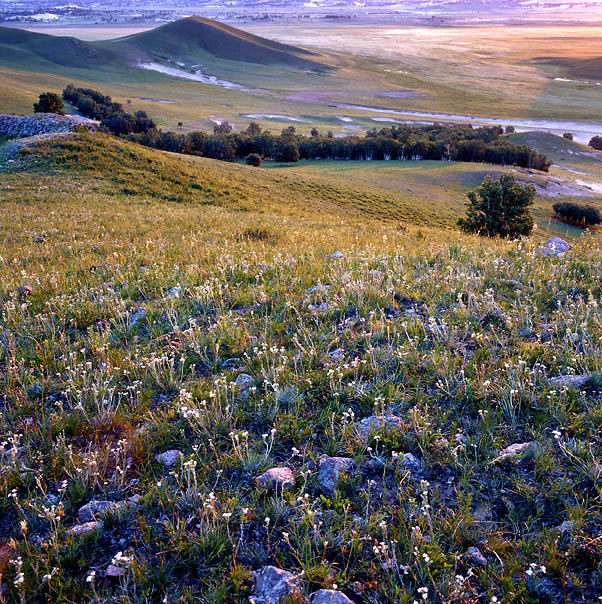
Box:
(61, 84, 551, 171)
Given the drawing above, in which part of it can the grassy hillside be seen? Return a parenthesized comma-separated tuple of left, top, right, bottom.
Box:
(1, 130, 602, 603)
(4, 132, 600, 240)
(0, 26, 118, 70)
(112, 17, 332, 70)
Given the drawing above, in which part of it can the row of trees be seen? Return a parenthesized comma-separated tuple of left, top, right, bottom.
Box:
(62, 85, 156, 136)
(126, 121, 550, 171)
(58, 83, 551, 171)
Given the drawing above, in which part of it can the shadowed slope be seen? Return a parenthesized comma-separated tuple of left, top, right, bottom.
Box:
(113, 17, 333, 70)
(0, 26, 117, 70)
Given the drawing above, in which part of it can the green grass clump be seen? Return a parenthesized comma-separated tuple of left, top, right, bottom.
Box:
(0, 133, 602, 603)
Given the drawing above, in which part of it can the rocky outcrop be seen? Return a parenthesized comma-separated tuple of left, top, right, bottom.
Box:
(0, 113, 96, 138)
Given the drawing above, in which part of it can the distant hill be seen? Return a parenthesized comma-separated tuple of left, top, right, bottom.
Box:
(0, 17, 333, 78)
(0, 26, 117, 70)
(112, 17, 332, 70)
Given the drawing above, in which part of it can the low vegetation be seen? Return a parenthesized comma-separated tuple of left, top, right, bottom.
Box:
(0, 133, 601, 603)
(33, 92, 64, 116)
(553, 202, 602, 228)
(458, 174, 535, 238)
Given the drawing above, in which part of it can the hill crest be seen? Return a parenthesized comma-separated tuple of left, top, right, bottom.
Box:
(113, 16, 332, 70)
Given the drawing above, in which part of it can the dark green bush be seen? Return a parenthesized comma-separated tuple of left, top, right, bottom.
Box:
(553, 202, 601, 227)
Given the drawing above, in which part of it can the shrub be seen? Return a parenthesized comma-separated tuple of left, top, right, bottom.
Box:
(246, 153, 262, 167)
(34, 92, 64, 115)
(553, 202, 601, 227)
(505, 125, 516, 134)
(458, 174, 535, 238)
(589, 136, 602, 151)
(563, 132, 573, 140)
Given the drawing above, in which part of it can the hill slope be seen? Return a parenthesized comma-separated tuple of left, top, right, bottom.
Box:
(1, 130, 602, 604)
(112, 17, 331, 70)
(0, 26, 117, 70)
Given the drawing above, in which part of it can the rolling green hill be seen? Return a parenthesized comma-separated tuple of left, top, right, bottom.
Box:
(111, 16, 332, 70)
(0, 17, 333, 76)
(0, 26, 118, 70)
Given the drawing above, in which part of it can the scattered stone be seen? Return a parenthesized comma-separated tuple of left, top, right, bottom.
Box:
(556, 520, 575, 533)
(330, 251, 344, 260)
(466, 546, 487, 567)
(312, 589, 354, 604)
(0, 113, 97, 138)
(401, 453, 421, 472)
(66, 521, 103, 537)
(535, 238, 571, 258)
(235, 373, 254, 390)
(548, 374, 590, 389)
(328, 348, 344, 363)
(256, 467, 296, 490)
(105, 564, 126, 578)
(305, 285, 330, 294)
(167, 286, 181, 299)
(492, 442, 536, 464)
(318, 455, 355, 494)
(77, 500, 121, 523)
(16, 285, 33, 296)
(155, 449, 183, 468)
(251, 566, 301, 604)
(129, 307, 146, 327)
(355, 415, 403, 442)
(35, 236, 45, 243)
(309, 303, 329, 312)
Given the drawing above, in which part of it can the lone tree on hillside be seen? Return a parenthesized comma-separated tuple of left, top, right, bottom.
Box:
(458, 174, 535, 238)
(563, 132, 573, 140)
(34, 92, 64, 115)
(589, 135, 602, 151)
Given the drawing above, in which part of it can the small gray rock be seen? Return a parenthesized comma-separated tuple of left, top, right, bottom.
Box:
(66, 521, 103, 537)
(318, 455, 355, 494)
(535, 238, 571, 258)
(401, 453, 421, 472)
(466, 546, 487, 567)
(235, 373, 254, 390)
(330, 251, 345, 260)
(105, 564, 126, 578)
(256, 467, 296, 490)
(251, 566, 301, 604)
(355, 415, 403, 442)
(548, 374, 590, 389)
(167, 286, 182, 299)
(155, 449, 183, 468)
(129, 307, 146, 327)
(492, 442, 535, 464)
(77, 500, 121, 523)
(328, 348, 344, 363)
(312, 589, 354, 604)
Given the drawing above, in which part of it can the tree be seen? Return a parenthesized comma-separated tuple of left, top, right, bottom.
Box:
(34, 92, 64, 115)
(589, 136, 602, 151)
(505, 125, 515, 134)
(100, 112, 136, 136)
(213, 121, 233, 135)
(246, 153, 262, 167)
(275, 140, 299, 163)
(458, 174, 535, 238)
(244, 122, 262, 136)
(563, 132, 573, 140)
(311, 128, 320, 137)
